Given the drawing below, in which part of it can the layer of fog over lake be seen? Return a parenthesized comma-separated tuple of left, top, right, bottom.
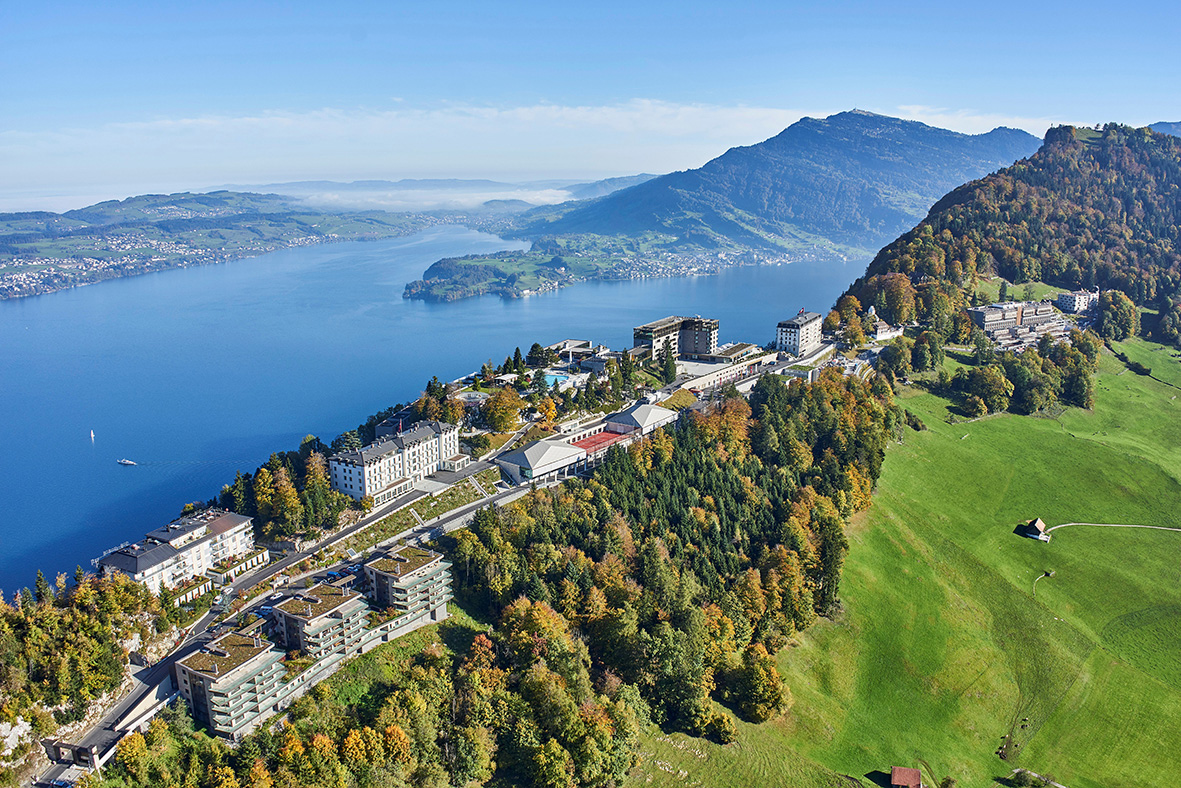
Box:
(0, 225, 860, 593)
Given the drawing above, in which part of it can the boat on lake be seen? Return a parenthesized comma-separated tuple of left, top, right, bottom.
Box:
(116, 458, 137, 466)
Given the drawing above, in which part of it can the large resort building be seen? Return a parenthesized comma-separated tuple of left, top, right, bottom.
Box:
(328, 420, 464, 506)
(968, 300, 1069, 351)
(97, 509, 264, 604)
(633, 315, 719, 360)
(176, 545, 452, 740)
(777, 310, 823, 356)
(497, 400, 680, 485)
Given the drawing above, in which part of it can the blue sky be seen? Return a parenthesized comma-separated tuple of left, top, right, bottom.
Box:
(2, 0, 1178, 209)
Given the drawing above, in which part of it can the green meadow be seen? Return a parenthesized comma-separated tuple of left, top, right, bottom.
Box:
(628, 338, 1181, 788)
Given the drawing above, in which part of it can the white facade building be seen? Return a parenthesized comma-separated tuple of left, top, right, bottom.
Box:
(1056, 289, 1099, 313)
(97, 509, 260, 598)
(329, 420, 461, 505)
(777, 310, 823, 356)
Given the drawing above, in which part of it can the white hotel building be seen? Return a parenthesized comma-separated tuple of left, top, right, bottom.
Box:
(777, 310, 823, 356)
(97, 509, 262, 602)
(329, 420, 464, 506)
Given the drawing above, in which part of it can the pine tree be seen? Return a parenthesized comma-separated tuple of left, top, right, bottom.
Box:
(35, 569, 52, 603)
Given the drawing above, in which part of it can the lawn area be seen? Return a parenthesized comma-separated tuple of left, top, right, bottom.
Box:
(661, 389, 698, 410)
(975, 277, 1068, 303)
(337, 477, 489, 554)
(316, 603, 487, 712)
(484, 431, 516, 452)
(630, 338, 1181, 788)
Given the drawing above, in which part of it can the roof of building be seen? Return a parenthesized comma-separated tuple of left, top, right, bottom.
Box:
(608, 402, 678, 431)
(635, 315, 686, 332)
(779, 311, 822, 328)
(498, 439, 586, 471)
(891, 766, 923, 788)
(334, 420, 456, 466)
(145, 510, 251, 544)
(275, 583, 361, 621)
(368, 545, 441, 578)
(180, 629, 273, 678)
(1030, 517, 1047, 533)
(98, 541, 179, 575)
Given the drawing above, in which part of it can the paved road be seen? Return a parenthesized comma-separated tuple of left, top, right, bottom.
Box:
(32, 462, 500, 787)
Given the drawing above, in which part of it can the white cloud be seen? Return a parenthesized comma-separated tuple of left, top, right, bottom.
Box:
(891, 104, 1061, 136)
(0, 100, 827, 210)
(0, 100, 1069, 211)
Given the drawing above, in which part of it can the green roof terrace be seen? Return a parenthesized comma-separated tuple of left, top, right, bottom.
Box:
(275, 583, 361, 621)
(368, 545, 442, 578)
(180, 628, 274, 678)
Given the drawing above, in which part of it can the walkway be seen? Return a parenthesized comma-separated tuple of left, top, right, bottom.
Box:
(1046, 521, 1181, 533)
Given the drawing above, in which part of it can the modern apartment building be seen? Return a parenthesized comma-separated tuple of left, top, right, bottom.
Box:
(178, 547, 454, 740)
(633, 316, 719, 360)
(272, 583, 370, 659)
(328, 420, 462, 506)
(175, 621, 297, 742)
(97, 509, 261, 602)
(1056, 289, 1100, 313)
(363, 546, 452, 622)
(777, 310, 823, 356)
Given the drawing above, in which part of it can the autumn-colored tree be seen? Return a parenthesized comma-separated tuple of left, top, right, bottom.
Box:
(340, 728, 367, 764)
(246, 759, 273, 788)
(114, 731, 148, 783)
(539, 396, 558, 428)
(270, 466, 304, 531)
(252, 467, 274, 523)
(384, 724, 413, 764)
(208, 765, 241, 788)
(734, 643, 791, 722)
(482, 386, 525, 432)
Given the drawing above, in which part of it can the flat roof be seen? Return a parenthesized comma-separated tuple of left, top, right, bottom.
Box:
(275, 583, 360, 621)
(180, 630, 272, 678)
(778, 311, 822, 328)
(572, 431, 629, 453)
(368, 545, 441, 577)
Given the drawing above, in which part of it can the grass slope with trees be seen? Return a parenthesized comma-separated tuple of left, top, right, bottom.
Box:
(628, 337, 1181, 788)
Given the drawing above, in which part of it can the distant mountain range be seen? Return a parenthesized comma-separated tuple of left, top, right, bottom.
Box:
(526, 110, 1042, 256)
(213, 174, 658, 213)
(1151, 121, 1181, 137)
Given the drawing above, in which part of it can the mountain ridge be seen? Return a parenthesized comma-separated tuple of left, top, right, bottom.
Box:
(526, 110, 1042, 254)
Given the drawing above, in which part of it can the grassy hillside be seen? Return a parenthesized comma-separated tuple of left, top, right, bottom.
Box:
(630, 338, 1181, 788)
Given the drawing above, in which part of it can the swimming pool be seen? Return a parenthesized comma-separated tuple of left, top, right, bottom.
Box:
(544, 373, 569, 387)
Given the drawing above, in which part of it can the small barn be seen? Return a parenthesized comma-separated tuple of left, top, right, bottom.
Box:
(1027, 517, 1052, 542)
(890, 766, 923, 788)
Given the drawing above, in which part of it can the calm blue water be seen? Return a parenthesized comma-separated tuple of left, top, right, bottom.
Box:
(544, 373, 570, 386)
(0, 225, 861, 593)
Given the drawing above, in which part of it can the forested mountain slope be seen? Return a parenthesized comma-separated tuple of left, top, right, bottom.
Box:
(528, 111, 1040, 255)
(856, 124, 1181, 311)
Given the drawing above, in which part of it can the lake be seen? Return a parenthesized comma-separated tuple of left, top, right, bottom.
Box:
(0, 225, 862, 593)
